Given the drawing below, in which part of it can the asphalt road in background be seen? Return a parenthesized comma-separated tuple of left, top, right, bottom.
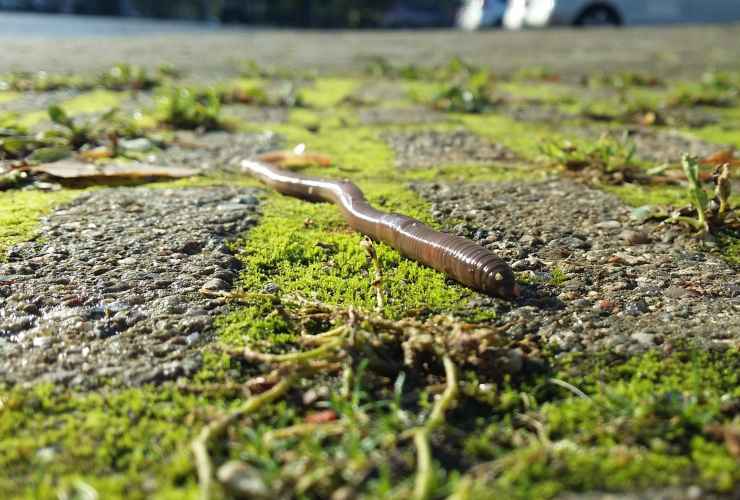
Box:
(1, 12, 740, 78)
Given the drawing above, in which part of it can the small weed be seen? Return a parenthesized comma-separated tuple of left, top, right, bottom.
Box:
(363, 55, 486, 83)
(548, 267, 567, 286)
(583, 71, 663, 89)
(238, 59, 314, 80)
(0, 71, 90, 92)
(539, 133, 645, 185)
(668, 82, 738, 108)
(669, 155, 738, 234)
(156, 87, 225, 131)
(512, 66, 560, 83)
(97, 63, 161, 91)
(0, 64, 178, 93)
(579, 96, 666, 127)
(431, 70, 497, 114)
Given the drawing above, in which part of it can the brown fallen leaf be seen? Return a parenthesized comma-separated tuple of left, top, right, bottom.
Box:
(304, 410, 338, 424)
(705, 423, 740, 459)
(700, 149, 739, 168)
(78, 146, 113, 161)
(257, 150, 333, 169)
(30, 160, 198, 180)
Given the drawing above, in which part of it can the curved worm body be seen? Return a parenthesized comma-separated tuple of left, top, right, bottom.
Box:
(241, 160, 517, 300)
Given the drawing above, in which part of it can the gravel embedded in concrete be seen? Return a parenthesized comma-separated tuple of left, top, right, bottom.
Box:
(0, 89, 81, 114)
(0, 186, 261, 388)
(384, 129, 517, 169)
(151, 130, 282, 172)
(414, 180, 740, 357)
(359, 106, 444, 125)
(621, 127, 727, 164)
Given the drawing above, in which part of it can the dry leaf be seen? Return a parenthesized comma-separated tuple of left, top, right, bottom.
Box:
(31, 160, 198, 180)
(700, 149, 739, 168)
(304, 410, 337, 424)
(257, 150, 333, 169)
(79, 146, 113, 161)
(706, 423, 740, 459)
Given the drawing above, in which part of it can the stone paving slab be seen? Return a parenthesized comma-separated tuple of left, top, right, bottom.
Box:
(414, 180, 740, 357)
(0, 186, 261, 388)
(385, 129, 518, 169)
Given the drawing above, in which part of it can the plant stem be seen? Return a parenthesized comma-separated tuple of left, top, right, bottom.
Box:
(191, 376, 295, 500)
(412, 355, 458, 500)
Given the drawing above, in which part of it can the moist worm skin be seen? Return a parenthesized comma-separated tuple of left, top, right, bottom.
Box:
(241, 160, 517, 299)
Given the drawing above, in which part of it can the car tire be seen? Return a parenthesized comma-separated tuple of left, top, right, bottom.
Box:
(574, 4, 621, 27)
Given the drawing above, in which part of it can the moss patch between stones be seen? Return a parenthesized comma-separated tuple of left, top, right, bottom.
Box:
(0, 190, 79, 260)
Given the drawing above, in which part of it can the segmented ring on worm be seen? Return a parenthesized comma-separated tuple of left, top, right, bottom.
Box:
(241, 159, 518, 300)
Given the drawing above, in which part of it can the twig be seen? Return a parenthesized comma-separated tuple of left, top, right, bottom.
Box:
(360, 236, 384, 312)
(262, 421, 346, 445)
(413, 429, 434, 500)
(447, 476, 473, 500)
(241, 337, 344, 364)
(191, 376, 296, 500)
(548, 378, 592, 401)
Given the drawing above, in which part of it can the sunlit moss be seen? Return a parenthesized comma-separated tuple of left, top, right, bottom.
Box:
(18, 90, 125, 128)
(301, 78, 359, 109)
(0, 190, 80, 259)
(0, 91, 19, 104)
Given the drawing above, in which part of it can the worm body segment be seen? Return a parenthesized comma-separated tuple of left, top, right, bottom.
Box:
(241, 160, 517, 299)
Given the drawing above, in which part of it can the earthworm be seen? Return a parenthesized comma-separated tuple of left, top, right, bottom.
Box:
(241, 160, 517, 299)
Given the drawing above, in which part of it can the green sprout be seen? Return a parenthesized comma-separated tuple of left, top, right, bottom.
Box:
(48, 104, 94, 150)
(539, 133, 640, 182)
(156, 87, 224, 131)
(678, 155, 709, 233)
(97, 63, 158, 91)
(431, 69, 496, 113)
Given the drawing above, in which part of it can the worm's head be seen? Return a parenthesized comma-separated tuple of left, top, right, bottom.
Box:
(483, 265, 519, 300)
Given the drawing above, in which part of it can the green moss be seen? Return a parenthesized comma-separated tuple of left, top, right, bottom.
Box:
(403, 163, 549, 183)
(718, 232, 740, 267)
(0, 190, 79, 259)
(0, 383, 203, 499)
(60, 90, 124, 115)
(403, 80, 445, 104)
(218, 192, 468, 346)
(3, 348, 737, 499)
(18, 90, 125, 128)
(301, 78, 359, 109)
(460, 113, 559, 160)
(460, 350, 740, 498)
(0, 91, 19, 104)
(497, 81, 578, 103)
(604, 184, 693, 207)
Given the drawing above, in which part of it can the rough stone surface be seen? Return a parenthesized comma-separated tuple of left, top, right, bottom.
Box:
(150, 130, 282, 172)
(384, 129, 517, 169)
(414, 179, 740, 354)
(359, 106, 444, 125)
(622, 127, 727, 164)
(0, 89, 81, 114)
(222, 104, 289, 124)
(0, 186, 261, 388)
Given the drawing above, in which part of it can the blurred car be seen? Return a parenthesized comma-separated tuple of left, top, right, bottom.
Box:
(381, 1, 456, 28)
(504, 0, 740, 29)
(456, 0, 508, 30)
